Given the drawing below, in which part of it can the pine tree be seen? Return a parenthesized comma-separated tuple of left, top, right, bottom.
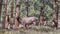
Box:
(2, 0, 8, 29)
(14, 0, 21, 29)
(40, 0, 44, 25)
(25, 0, 29, 17)
(52, 0, 58, 29)
(9, 0, 14, 29)
(0, 0, 3, 18)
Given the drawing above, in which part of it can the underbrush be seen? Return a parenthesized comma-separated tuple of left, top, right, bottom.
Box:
(30, 25, 54, 32)
(0, 29, 5, 34)
(0, 25, 60, 34)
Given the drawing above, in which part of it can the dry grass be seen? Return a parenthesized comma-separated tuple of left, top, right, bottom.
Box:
(0, 25, 60, 34)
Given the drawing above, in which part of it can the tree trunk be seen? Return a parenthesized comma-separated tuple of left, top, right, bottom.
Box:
(0, 0, 3, 19)
(25, 0, 29, 17)
(14, 0, 21, 29)
(2, 0, 8, 29)
(34, 2, 36, 16)
(40, 0, 44, 25)
(9, 0, 14, 18)
(9, 0, 14, 29)
(52, 0, 58, 29)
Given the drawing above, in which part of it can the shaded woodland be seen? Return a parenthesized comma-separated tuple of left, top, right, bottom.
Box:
(0, 0, 60, 34)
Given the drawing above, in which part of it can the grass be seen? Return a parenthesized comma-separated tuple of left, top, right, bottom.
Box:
(0, 25, 60, 34)
(29, 25, 54, 32)
(0, 29, 5, 34)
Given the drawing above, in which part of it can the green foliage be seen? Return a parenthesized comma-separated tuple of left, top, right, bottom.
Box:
(44, 5, 53, 20)
(31, 25, 53, 32)
(0, 29, 5, 34)
(0, 0, 60, 20)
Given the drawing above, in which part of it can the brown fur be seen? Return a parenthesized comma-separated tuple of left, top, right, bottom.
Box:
(21, 17, 38, 28)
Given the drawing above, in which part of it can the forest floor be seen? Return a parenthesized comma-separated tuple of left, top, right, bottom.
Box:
(0, 25, 60, 34)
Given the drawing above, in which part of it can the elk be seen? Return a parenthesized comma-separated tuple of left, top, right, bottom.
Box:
(21, 16, 38, 29)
